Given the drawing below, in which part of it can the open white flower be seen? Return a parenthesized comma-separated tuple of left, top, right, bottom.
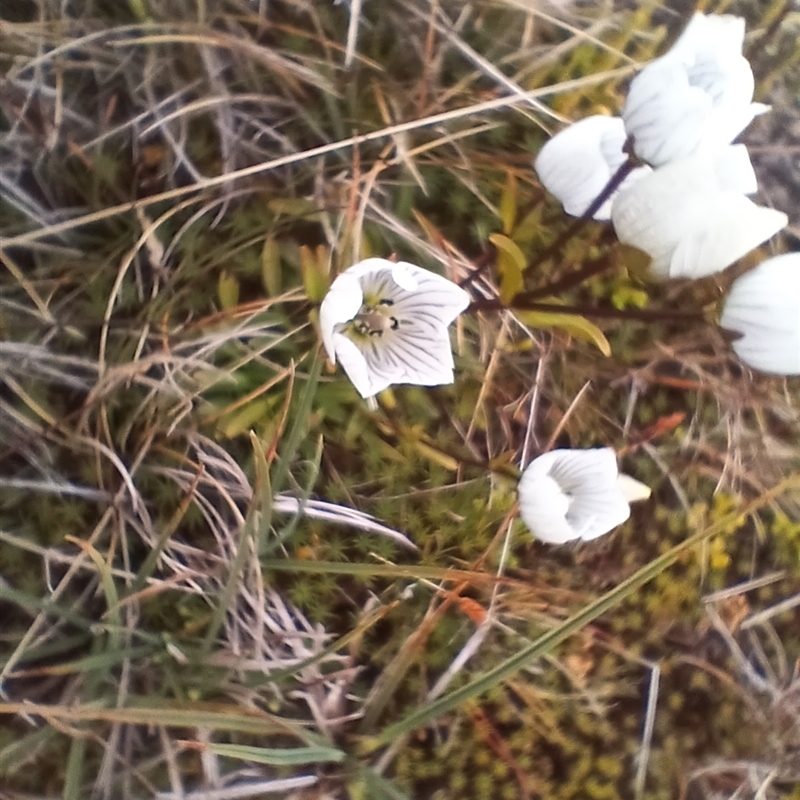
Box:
(623, 13, 769, 167)
(533, 115, 651, 221)
(611, 145, 787, 280)
(518, 448, 650, 545)
(319, 258, 470, 399)
(720, 253, 800, 376)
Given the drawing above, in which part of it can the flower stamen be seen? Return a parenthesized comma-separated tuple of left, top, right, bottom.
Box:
(351, 307, 400, 337)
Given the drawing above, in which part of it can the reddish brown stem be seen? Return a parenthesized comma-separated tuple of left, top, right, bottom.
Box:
(469, 297, 705, 325)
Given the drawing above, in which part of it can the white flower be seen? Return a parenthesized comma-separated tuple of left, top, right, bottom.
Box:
(611, 145, 787, 280)
(623, 13, 769, 167)
(533, 115, 651, 220)
(518, 448, 650, 545)
(719, 253, 800, 376)
(319, 258, 471, 399)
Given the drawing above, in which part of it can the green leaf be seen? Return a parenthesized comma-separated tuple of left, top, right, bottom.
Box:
(261, 235, 282, 296)
(611, 283, 649, 310)
(217, 270, 240, 310)
(499, 172, 517, 234)
(218, 397, 273, 439)
(300, 245, 330, 303)
(200, 510, 257, 657)
(127, 0, 150, 21)
(202, 742, 344, 766)
(0, 701, 301, 736)
(269, 355, 322, 500)
(490, 233, 527, 305)
(350, 768, 413, 800)
(489, 233, 526, 272)
(515, 308, 611, 356)
(513, 205, 544, 247)
(268, 197, 318, 218)
(0, 726, 58, 777)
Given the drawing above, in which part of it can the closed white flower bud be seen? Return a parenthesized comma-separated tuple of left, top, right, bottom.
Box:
(720, 253, 800, 375)
(518, 448, 650, 544)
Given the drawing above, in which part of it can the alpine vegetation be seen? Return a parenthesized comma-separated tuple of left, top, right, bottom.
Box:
(3, 3, 799, 798)
(319, 258, 471, 399)
(517, 449, 650, 544)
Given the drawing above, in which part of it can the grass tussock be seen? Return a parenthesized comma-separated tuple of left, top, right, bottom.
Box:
(1, 1, 799, 799)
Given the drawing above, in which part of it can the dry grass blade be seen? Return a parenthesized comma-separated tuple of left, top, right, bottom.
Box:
(2, 2, 799, 798)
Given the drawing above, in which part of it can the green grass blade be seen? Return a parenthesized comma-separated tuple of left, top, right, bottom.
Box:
(260, 435, 323, 557)
(268, 354, 322, 499)
(0, 725, 58, 777)
(354, 767, 413, 800)
(0, 584, 94, 630)
(260, 559, 497, 582)
(199, 507, 256, 658)
(0, 701, 306, 736)
(201, 741, 345, 766)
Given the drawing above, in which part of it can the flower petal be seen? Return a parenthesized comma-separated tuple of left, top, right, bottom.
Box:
(320, 258, 469, 397)
(710, 143, 758, 195)
(376, 323, 457, 387)
(319, 272, 364, 363)
(518, 472, 576, 544)
(566, 489, 631, 540)
(720, 253, 800, 375)
(543, 447, 619, 491)
(389, 262, 422, 292)
(611, 148, 787, 279)
(622, 13, 759, 167)
(616, 474, 652, 503)
(668, 197, 787, 279)
(389, 262, 471, 324)
(624, 58, 714, 166)
(344, 257, 409, 283)
(332, 332, 397, 398)
(534, 115, 649, 220)
(671, 13, 745, 61)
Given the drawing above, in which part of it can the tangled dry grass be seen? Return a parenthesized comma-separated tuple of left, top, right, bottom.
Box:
(1, 1, 799, 799)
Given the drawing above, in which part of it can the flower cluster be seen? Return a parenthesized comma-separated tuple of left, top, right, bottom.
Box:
(534, 11, 798, 376)
(317, 13, 797, 547)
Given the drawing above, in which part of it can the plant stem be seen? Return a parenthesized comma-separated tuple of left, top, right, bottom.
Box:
(520, 249, 615, 302)
(469, 297, 706, 325)
(524, 157, 636, 273)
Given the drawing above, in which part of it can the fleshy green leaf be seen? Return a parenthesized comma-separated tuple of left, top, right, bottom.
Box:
(300, 244, 330, 303)
(490, 233, 527, 305)
(217, 270, 240, 310)
(217, 398, 273, 439)
(261, 235, 282, 296)
(516, 308, 611, 356)
(499, 172, 518, 234)
(267, 197, 318, 218)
